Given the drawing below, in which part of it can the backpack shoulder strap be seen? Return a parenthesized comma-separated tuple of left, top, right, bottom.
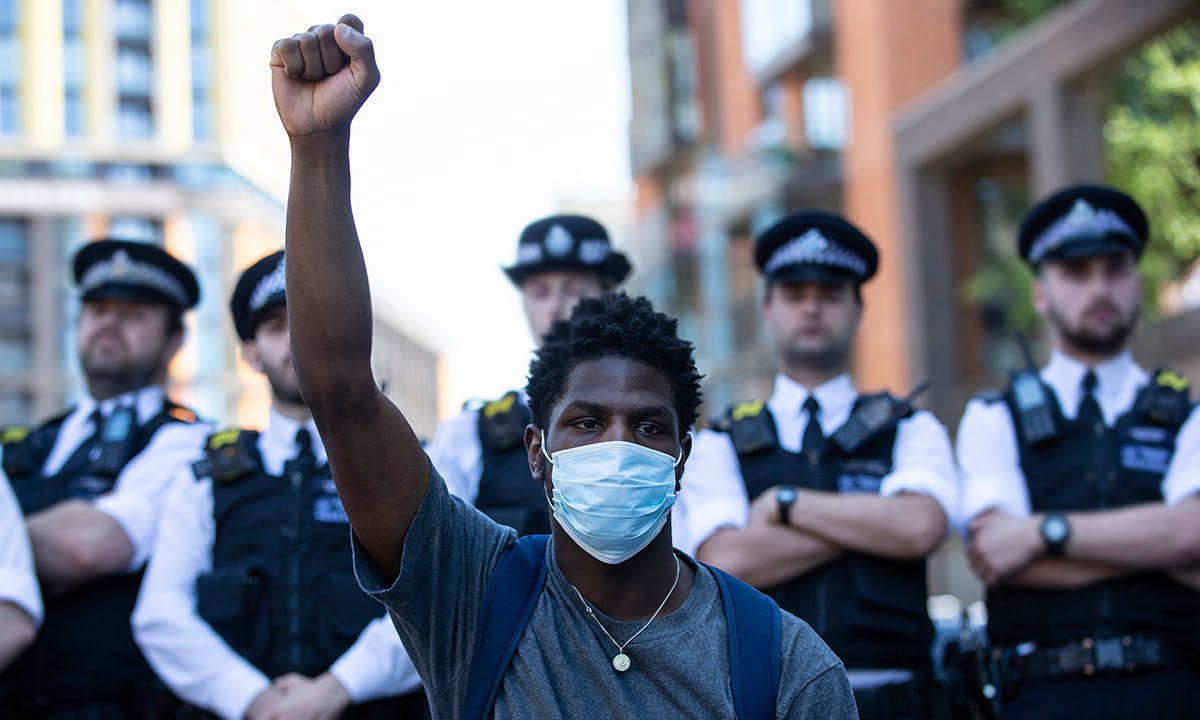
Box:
(709, 564, 782, 720)
(463, 534, 551, 720)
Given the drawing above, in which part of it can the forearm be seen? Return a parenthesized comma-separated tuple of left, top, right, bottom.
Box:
(788, 491, 947, 559)
(1001, 558, 1137, 588)
(697, 526, 842, 589)
(285, 134, 375, 410)
(0, 601, 36, 671)
(1169, 565, 1200, 591)
(1064, 498, 1200, 569)
(26, 500, 133, 593)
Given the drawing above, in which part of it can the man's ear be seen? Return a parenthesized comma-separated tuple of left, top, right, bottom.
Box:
(525, 424, 546, 486)
(240, 341, 264, 373)
(674, 430, 694, 491)
(1031, 275, 1048, 316)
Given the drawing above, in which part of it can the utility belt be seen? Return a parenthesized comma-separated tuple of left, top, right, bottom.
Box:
(1011, 634, 1199, 681)
(853, 678, 929, 720)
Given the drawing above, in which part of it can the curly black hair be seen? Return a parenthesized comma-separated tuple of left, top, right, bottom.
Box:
(526, 292, 703, 438)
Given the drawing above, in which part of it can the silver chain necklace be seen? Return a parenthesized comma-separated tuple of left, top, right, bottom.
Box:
(568, 556, 681, 673)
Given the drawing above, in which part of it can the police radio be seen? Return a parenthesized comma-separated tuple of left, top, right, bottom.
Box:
(87, 405, 139, 477)
(1009, 333, 1058, 445)
(829, 380, 930, 455)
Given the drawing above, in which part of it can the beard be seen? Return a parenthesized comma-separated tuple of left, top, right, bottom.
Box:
(263, 358, 306, 406)
(1047, 298, 1139, 355)
(779, 329, 854, 372)
(80, 336, 167, 393)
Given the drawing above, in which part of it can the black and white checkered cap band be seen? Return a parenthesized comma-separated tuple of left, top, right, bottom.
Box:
(249, 258, 286, 313)
(764, 228, 868, 277)
(79, 250, 190, 307)
(1028, 200, 1139, 263)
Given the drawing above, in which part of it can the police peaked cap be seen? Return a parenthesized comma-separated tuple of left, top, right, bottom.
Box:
(753, 211, 879, 285)
(1018, 184, 1148, 266)
(502, 214, 632, 287)
(73, 239, 200, 310)
(230, 250, 286, 341)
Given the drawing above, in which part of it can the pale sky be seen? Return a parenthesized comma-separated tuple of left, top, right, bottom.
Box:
(306, 2, 636, 417)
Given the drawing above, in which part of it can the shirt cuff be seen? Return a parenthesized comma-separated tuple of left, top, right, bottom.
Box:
(352, 531, 402, 597)
(92, 492, 155, 571)
(0, 567, 42, 626)
(879, 468, 959, 531)
(960, 477, 1031, 524)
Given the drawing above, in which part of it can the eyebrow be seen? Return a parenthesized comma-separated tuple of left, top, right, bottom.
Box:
(559, 399, 674, 420)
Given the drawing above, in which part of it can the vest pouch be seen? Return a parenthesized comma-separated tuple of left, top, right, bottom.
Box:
(197, 568, 269, 662)
(847, 557, 925, 641)
(315, 572, 383, 660)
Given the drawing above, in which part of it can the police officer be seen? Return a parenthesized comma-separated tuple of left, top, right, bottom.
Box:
(957, 184, 1200, 719)
(133, 251, 426, 720)
(0, 474, 38, 673)
(682, 211, 959, 719)
(0, 239, 211, 717)
(426, 214, 630, 534)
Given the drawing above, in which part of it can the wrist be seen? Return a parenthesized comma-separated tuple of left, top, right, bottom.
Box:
(775, 485, 798, 526)
(289, 130, 352, 154)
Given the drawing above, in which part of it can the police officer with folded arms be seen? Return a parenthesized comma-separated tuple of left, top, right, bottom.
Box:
(0, 239, 211, 717)
(426, 214, 631, 534)
(957, 184, 1200, 719)
(133, 251, 426, 720)
(683, 211, 959, 719)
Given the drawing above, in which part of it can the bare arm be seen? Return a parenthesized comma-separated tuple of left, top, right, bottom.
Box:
(697, 525, 842, 589)
(26, 500, 134, 594)
(0, 601, 35, 671)
(271, 16, 428, 583)
(1001, 558, 1136, 589)
(784, 490, 947, 559)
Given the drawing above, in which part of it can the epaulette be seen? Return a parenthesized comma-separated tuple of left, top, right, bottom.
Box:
(971, 390, 1006, 405)
(479, 392, 529, 452)
(198, 428, 259, 483)
(721, 400, 776, 455)
(1134, 368, 1193, 428)
(2, 409, 70, 478)
(166, 404, 198, 423)
(1, 426, 30, 445)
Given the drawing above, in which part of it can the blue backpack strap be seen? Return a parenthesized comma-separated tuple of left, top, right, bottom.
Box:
(710, 565, 782, 720)
(463, 534, 550, 720)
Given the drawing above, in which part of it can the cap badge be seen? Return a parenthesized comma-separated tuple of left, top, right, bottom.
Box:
(544, 224, 574, 258)
(1063, 200, 1104, 237)
(579, 238, 610, 265)
(111, 250, 131, 278)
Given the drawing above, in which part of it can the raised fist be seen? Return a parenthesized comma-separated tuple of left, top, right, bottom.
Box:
(270, 14, 380, 138)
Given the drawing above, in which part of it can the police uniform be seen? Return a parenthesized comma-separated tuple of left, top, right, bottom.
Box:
(427, 215, 631, 535)
(132, 251, 425, 720)
(956, 185, 1200, 719)
(0, 240, 211, 716)
(678, 212, 960, 720)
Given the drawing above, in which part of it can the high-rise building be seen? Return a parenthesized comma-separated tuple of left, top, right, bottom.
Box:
(0, 0, 441, 439)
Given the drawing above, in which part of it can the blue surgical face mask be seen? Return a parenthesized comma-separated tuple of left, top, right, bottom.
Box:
(541, 431, 681, 565)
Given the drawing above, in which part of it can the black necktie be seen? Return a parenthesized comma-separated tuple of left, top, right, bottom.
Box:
(1077, 370, 1104, 431)
(284, 427, 316, 484)
(801, 396, 823, 460)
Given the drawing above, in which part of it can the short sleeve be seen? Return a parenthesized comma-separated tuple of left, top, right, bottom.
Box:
(0, 470, 41, 625)
(955, 397, 1031, 528)
(879, 410, 959, 530)
(425, 409, 484, 504)
(1162, 405, 1200, 505)
(674, 429, 750, 556)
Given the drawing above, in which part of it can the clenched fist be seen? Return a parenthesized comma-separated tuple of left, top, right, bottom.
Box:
(270, 14, 380, 138)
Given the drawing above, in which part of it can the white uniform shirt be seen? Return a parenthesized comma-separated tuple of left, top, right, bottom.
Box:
(676, 373, 960, 558)
(0, 475, 40, 625)
(132, 409, 421, 720)
(0, 386, 211, 571)
(957, 350, 1200, 524)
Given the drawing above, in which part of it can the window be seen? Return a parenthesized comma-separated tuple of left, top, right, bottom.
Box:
(803, 78, 847, 150)
(117, 98, 152, 139)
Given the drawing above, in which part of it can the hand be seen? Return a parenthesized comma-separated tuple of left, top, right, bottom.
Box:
(244, 685, 290, 720)
(247, 673, 352, 720)
(967, 510, 1043, 586)
(270, 15, 380, 138)
(748, 486, 784, 527)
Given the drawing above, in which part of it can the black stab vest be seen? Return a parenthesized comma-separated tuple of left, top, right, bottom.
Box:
(987, 375, 1200, 646)
(474, 392, 549, 536)
(723, 399, 933, 670)
(194, 430, 387, 681)
(1, 402, 194, 708)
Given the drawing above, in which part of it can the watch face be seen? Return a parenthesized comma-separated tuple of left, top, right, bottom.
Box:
(1044, 515, 1068, 543)
(777, 487, 797, 504)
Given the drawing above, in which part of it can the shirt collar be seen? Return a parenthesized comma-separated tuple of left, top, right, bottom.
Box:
(771, 372, 856, 419)
(86, 385, 166, 425)
(1043, 350, 1137, 396)
(264, 407, 327, 466)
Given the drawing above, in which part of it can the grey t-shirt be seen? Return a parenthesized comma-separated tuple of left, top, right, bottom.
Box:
(353, 470, 857, 719)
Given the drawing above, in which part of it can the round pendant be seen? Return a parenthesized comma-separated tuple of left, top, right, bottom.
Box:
(612, 653, 631, 672)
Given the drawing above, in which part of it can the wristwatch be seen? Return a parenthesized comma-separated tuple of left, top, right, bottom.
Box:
(776, 485, 797, 526)
(1040, 512, 1071, 557)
